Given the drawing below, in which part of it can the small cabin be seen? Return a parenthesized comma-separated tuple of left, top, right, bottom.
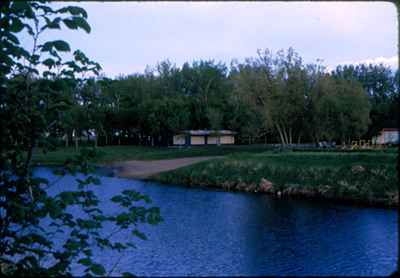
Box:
(372, 128, 399, 145)
(173, 130, 237, 146)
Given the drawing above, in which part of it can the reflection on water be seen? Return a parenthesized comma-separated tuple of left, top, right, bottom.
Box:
(35, 167, 398, 276)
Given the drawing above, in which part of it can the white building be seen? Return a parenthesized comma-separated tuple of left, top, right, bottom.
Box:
(372, 128, 399, 145)
(173, 130, 236, 146)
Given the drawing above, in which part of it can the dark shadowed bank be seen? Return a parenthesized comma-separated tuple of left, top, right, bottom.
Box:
(151, 151, 399, 208)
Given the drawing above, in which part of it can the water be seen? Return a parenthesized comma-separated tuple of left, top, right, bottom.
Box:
(35, 167, 398, 276)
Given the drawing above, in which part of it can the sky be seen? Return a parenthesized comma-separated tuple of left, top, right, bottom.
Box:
(22, 1, 398, 78)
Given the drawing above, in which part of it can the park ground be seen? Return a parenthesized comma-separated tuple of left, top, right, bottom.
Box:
(33, 145, 399, 207)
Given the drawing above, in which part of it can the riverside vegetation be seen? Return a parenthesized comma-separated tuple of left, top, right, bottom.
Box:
(34, 145, 398, 208)
(153, 149, 398, 207)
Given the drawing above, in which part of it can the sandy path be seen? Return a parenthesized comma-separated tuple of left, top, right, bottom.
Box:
(111, 156, 221, 179)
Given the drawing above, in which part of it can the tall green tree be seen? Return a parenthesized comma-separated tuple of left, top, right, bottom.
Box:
(332, 64, 397, 137)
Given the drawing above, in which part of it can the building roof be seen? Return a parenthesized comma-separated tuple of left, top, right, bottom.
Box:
(381, 128, 399, 132)
(179, 130, 237, 136)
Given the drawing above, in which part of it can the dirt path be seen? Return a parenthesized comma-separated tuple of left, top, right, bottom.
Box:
(111, 156, 221, 179)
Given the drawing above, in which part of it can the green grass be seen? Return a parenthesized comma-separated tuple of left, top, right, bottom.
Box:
(32, 145, 276, 165)
(154, 151, 398, 207)
(33, 144, 397, 165)
(237, 151, 397, 167)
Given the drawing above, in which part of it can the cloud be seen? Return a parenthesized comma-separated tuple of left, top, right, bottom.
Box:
(332, 56, 398, 71)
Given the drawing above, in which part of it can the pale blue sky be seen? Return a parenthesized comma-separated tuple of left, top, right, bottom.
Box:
(22, 1, 398, 77)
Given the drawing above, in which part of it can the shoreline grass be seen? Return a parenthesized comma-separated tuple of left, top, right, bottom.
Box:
(153, 151, 398, 208)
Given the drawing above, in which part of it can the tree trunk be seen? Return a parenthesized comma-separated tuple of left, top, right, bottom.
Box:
(297, 134, 302, 144)
(275, 124, 286, 145)
(282, 127, 289, 145)
(65, 133, 69, 148)
(75, 136, 78, 152)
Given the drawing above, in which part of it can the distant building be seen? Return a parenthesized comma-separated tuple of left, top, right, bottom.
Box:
(173, 130, 237, 146)
(372, 128, 399, 145)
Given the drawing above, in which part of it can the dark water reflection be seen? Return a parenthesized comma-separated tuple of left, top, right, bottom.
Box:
(35, 167, 398, 276)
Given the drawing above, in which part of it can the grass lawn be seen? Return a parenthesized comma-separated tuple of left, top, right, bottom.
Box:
(32, 144, 397, 165)
(32, 144, 276, 165)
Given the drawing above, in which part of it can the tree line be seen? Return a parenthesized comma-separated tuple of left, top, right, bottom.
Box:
(56, 49, 399, 147)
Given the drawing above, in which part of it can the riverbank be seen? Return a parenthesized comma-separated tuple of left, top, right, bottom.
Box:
(152, 151, 398, 208)
(33, 146, 398, 208)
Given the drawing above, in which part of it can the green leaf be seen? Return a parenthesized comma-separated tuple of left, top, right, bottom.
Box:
(10, 18, 24, 33)
(42, 58, 56, 68)
(41, 40, 71, 52)
(53, 40, 71, 52)
(83, 249, 93, 257)
(132, 229, 147, 240)
(65, 239, 80, 251)
(63, 18, 78, 30)
(116, 213, 129, 224)
(5, 33, 20, 44)
(11, 1, 30, 11)
(90, 263, 106, 275)
(112, 242, 126, 251)
(111, 195, 124, 203)
(78, 257, 92, 266)
(122, 272, 136, 277)
(87, 176, 101, 185)
(57, 6, 88, 18)
(34, 4, 54, 14)
(63, 16, 91, 33)
(44, 17, 61, 30)
(72, 16, 91, 33)
(58, 191, 76, 205)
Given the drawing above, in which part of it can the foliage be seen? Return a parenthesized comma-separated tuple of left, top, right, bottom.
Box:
(0, 1, 161, 276)
(154, 151, 398, 207)
(332, 64, 399, 138)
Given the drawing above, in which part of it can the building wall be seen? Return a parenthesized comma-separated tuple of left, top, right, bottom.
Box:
(191, 136, 205, 145)
(173, 135, 186, 145)
(207, 136, 219, 145)
(220, 135, 235, 144)
(383, 131, 399, 144)
(373, 131, 399, 144)
(174, 133, 236, 145)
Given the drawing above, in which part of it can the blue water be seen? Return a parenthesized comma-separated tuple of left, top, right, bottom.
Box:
(35, 167, 398, 276)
